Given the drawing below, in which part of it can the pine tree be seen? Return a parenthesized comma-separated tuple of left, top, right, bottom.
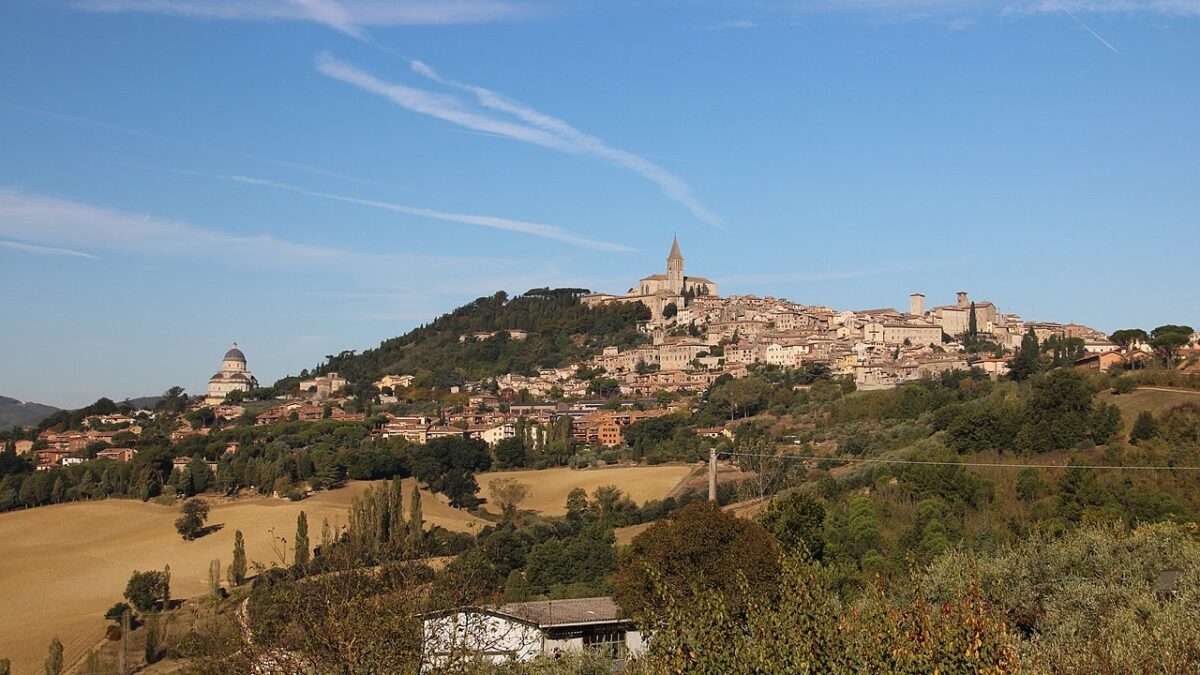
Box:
(230, 530, 247, 585)
(295, 511, 310, 567)
(409, 486, 424, 552)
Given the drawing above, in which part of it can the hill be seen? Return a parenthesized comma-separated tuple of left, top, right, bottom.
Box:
(277, 288, 650, 392)
(0, 395, 59, 429)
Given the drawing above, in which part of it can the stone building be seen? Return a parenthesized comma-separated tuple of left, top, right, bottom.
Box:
(581, 237, 718, 320)
(205, 343, 258, 404)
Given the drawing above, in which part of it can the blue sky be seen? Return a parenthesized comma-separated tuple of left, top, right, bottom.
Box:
(1, 0, 1197, 408)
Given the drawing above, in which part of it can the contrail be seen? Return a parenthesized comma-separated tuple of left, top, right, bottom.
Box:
(1062, 7, 1119, 54)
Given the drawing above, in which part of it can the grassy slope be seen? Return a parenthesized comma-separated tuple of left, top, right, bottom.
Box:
(1097, 387, 1200, 432)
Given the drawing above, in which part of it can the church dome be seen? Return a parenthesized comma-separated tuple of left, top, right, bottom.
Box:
(223, 343, 246, 362)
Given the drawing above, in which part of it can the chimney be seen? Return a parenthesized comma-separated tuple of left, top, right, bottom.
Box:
(956, 291, 969, 309)
(909, 293, 925, 317)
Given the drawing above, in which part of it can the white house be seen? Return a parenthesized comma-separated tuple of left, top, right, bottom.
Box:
(421, 597, 643, 670)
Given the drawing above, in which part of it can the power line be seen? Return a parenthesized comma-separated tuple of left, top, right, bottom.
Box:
(724, 451, 1200, 472)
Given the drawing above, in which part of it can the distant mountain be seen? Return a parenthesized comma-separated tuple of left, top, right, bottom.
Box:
(0, 396, 59, 429)
(121, 396, 162, 410)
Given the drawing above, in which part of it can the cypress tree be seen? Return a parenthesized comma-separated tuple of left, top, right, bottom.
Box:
(45, 638, 63, 675)
(968, 301, 978, 338)
(295, 511, 310, 567)
(409, 486, 424, 552)
(230, 530, 247, 585)
(389, 477, 405, 547)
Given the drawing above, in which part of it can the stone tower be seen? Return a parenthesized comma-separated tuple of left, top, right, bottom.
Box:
(667, 235, 684, 293)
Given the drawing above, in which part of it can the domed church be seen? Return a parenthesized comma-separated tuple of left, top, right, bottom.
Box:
(205, 343, 259, 404)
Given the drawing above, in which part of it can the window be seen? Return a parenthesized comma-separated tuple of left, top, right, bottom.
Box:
(583, 629, 626, 659)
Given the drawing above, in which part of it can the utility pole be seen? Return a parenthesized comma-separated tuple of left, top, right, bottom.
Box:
(708, 448, 717, 501)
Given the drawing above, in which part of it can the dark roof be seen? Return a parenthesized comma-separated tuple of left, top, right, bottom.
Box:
(494, 597, 625, 627)
(224, 343, 246, 362)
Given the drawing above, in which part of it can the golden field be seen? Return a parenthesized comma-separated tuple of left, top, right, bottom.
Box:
(0, 465, 691, 673)
(0, 479, 479, 675)
(477, 464, 694, 516)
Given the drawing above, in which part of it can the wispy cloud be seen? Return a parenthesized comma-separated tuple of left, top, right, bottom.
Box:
(316, 52, 724, 228)
(0, 239, 97, 259)
(694, 19, 758, 31)
(0, 187, 451, 271)
(0, 99, 377, 186)
(222, 174, 633, 251)
(72, 0, 536, 32)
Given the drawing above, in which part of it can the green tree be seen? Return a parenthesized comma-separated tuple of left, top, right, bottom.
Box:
(493, 436, 528, 469)
(1015, 467, 1044, 502)
(1128, 410, 1159, 445)
(1110, 328, 1148, 363)
(968, 301, 978, 337)
(230, 530, 247, 585)
(124, 570, 167, 612)
(616, 501, 780, 618)
(1009, 329, 1043, 382)
(44, 638, 63, 675)
(408, 486, 424, 552)
(175, 497, 210, 540)
(756, 491, 826, 560)
(1088, 402, 1123, 445)
(144, 613, 160, 664)
(1150, 324, 1194, 368)
(295, 511, 310, 567)
(487, 478, 531, 524)
(186, 455, 212, 496)
(0, 658, 10, 675)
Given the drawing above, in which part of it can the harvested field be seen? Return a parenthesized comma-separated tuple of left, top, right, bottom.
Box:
(1097, 387, 1200, 432)
(0, 479, 479, 675)
(478, 465, 693, 516)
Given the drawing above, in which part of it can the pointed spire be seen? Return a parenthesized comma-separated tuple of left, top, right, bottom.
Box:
(668, 235, 682, 260)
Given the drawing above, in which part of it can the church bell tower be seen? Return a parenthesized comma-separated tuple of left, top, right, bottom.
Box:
(667, 236, 684, 293)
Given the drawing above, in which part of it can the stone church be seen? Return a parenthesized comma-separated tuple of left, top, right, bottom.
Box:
(205, 343, 258, 404)
(582, 236, 718, 320)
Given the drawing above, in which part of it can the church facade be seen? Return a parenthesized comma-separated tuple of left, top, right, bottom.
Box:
(205, 343, 258, 404)
(582, 237, 718, 320)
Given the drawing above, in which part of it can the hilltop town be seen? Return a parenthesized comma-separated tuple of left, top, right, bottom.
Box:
(8, 237, 1197, 476)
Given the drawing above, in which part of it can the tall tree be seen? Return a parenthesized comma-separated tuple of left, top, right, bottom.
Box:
(230, 530, 247, 585)
(1009, 329, 1042, 382)
(295, 511, 310, 567)
(408, 487, 423, 552)
(44, 638, 63, 675)
(968, 301, 978, 338)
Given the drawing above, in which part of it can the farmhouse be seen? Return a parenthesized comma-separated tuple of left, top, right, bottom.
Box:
(421, 596, 642, 670)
